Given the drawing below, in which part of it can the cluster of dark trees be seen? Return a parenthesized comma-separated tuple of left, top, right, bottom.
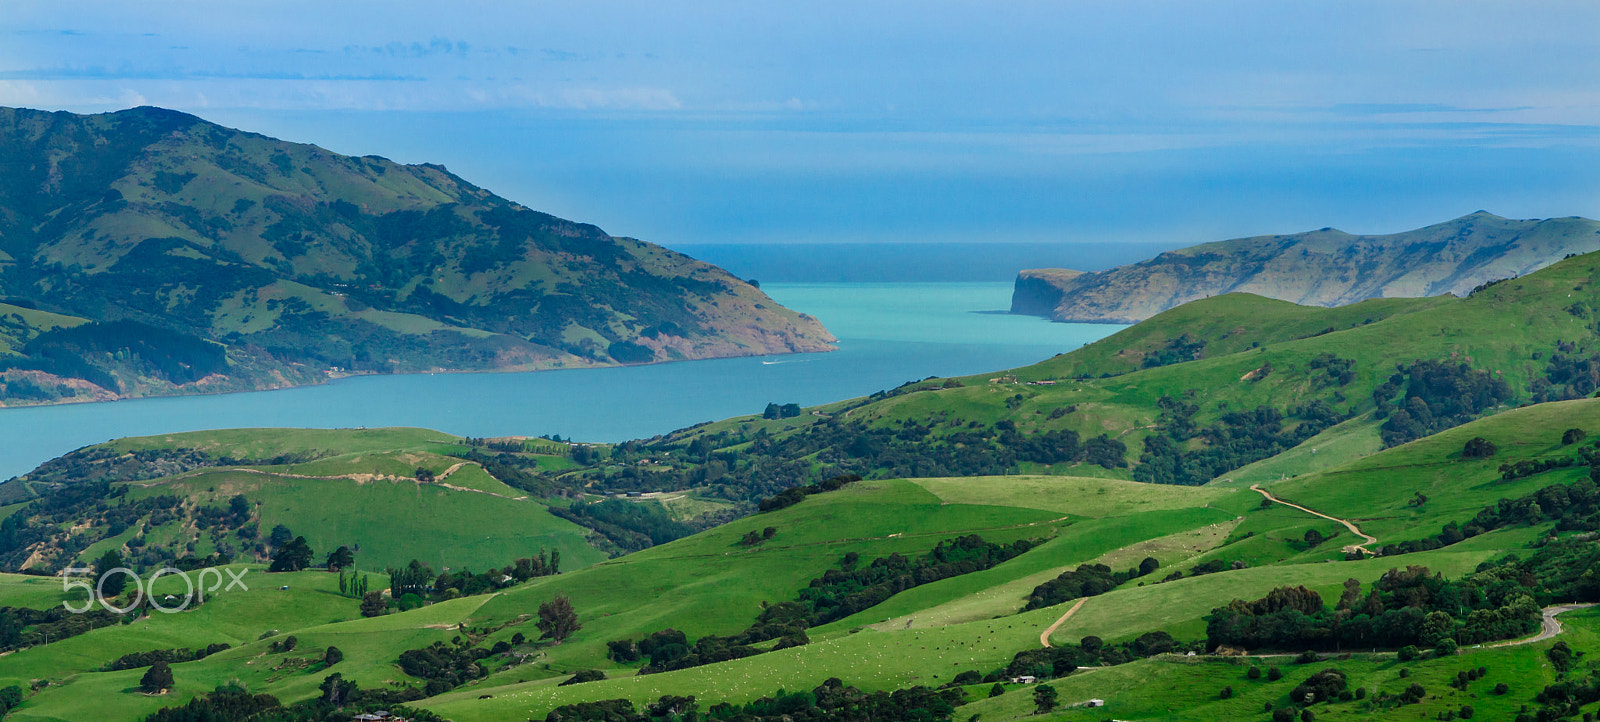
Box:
(1534, 655, 1600, 720)
(545, 678, 961, 722)
(141, 680, 447, 722)
(757, 474, 861, 512)
(1135, 396, 1343, 486)
(1308, 353, 1356, 386)
(0, 604, 119, 652)
(1378, 477, 1600, 557)
(1002, 630, 1196, 682)
(763, 402, 803, 420)
(397, 639, 493, 694)
(1142, 333, 1206, 368)
(1374, 359, 1512, 447)
(551, 499, 694, 554)
(1205, 565, 1544, 653)
(796, 536, 1038, 627)
(267, 535, 315, 572)
(1533, 351, 1600, 403)
(106, 643, 231, 671)
(1022, 558, 1158, 610)
(586, 413, 1130, 505)
(1158, 558, 1248, 583)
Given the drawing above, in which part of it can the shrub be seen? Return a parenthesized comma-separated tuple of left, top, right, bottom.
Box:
(1248, 666, 1262, 680)
(1272, 710, 1294, 722)
(140, 662, 174, 693)
(1355, 687, 1366, 699)
(1296, 650, 1319, 664)
(1463, 437, 1497, 458)
(1460, 705, 1475, 719)
(1301, 710, 1315, 722)
(1220, 686, 1233, 699)
(1494, 682, 1509, 695)
(1267, 666, 1283, 681)
(989, 683, 1004, 698)
(1398, 645, 1418, 661)
(1290, 669, 1348, 704)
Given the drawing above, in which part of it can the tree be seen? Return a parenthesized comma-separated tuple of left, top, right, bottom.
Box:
(1033, 685, 1058, 713)
(319, 672, 356, 706)
(140, 661, 174, 693)
(268, 524, 294, 548)
(0, 684, 24, 711)
(94, 549, 128, 597)
(538, 595, 582, 642)
(415, 466, 436, 482)
(1564, 428, 1588, 445)
(359, 591, 386, 617)
(268, 536, 314, 572)
(326, 545, 354, 571)
(324, 646, 344, 666)
(1248, 666, 1262, 679)
(989, 683, 1005, 698)
(1548, 641, 1574, 673)
(228, 494, 251, 518)
(1463, 437, 1497, 458)
(1304, 529, 1325, 547)
(1138, 557, 1160, 576)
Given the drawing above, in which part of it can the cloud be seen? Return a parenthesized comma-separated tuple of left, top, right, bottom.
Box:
(343, 37, 473, 58)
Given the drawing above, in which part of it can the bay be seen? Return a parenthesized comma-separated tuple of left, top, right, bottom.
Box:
(0, 282, 1122, 480)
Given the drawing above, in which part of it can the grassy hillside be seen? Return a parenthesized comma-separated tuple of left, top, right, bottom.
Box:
(0, 105, 833, 406)
(6, 398, 1600, 720)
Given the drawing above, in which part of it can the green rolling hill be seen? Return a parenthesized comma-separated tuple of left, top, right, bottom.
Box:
(0, 106, 834, 406)
(9, 248, 1600, 720)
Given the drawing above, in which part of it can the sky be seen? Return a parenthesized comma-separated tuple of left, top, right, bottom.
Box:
(2, 1, 1598, 249)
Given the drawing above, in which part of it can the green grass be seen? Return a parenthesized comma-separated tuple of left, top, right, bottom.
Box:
(126, 469, 606, 573)
(108, 427, 463, 459)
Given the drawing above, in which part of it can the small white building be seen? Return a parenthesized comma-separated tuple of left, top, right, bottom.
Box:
(1009, 675, 1036, 684)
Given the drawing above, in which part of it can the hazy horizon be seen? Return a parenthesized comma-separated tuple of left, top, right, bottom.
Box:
(4, 2, 1597, 249)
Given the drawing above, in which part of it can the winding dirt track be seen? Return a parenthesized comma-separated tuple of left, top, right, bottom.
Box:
(1039, 597, 1088, 648)
(1250, 484, 1377, 555)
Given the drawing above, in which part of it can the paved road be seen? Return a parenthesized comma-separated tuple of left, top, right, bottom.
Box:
(1488, 604, 1599, 647)
(1250, 484, 1377, 554)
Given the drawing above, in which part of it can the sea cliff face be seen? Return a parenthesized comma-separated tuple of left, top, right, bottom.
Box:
(1011, 212, 1600, 323)
(0, 106, 834, 405)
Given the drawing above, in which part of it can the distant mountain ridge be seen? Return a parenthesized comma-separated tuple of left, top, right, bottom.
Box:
(0, 106, 834, 404)
(1011, 212, 1600, 323)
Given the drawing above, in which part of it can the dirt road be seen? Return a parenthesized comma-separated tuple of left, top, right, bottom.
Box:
(1250, 484, 1377, 554)
(1040, 597, 1088, 648)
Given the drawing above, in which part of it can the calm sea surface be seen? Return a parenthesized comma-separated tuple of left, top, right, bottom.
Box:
(0, 283, 1123, 480)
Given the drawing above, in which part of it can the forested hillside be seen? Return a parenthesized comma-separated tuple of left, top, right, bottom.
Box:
(0, 106, 833, 405)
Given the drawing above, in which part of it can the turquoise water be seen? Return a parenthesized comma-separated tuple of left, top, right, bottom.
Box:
(0, 283, 1122, 480)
